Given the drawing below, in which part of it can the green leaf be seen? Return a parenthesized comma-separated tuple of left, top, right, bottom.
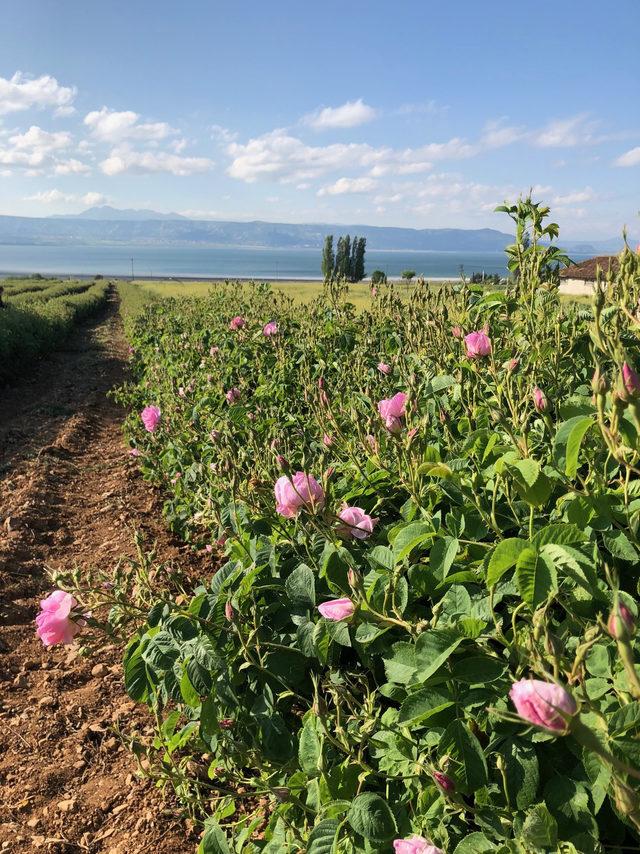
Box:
(508, 458, 552, 507)
(438, 719, 488, 791)
(179, 665, 202, 707)
(453, 833, 497, 853)
(521, 803, 557, 849)
(515, 547, 557, 610)
(392, 522, 436, 563)
(285, 563, 316, 606)
(347, 793, 397, 843)
(430, 536, 459, 579)
(501, 738, 539, 810)
(124, 644, 151, 702)
(564, 415, 594, 477)
(486, 538, 528, 587)
(398, 686, 454, 725)
(383, 642, 417, 685)
(530, 523, 587, 549)
(415, 628, 463, 682)
(307, 819, 340, 854)
(603, 529, 639, 562)
(198, 822, 231, 854)
(298, 713, 322, 774)
(186, 655, 212, 696)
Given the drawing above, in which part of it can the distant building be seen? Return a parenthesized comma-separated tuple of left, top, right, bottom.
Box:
(559, 255, 619, 294)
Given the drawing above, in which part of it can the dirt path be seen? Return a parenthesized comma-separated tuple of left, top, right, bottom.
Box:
(0, 291, 207, 853)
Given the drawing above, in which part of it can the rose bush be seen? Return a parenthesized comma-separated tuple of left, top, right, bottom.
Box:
(106, 201, 640, 851)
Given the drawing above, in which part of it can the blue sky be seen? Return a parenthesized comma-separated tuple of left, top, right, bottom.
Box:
(0, 0, 638, 238)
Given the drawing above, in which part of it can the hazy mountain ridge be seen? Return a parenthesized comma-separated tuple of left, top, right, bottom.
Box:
(0, 209, 633, 253)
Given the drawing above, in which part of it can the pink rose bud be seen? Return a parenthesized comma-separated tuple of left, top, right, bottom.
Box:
(533, 386, 548, 412)
(378, 391, 408, 433)
(378, 362, 391, 375)
(451, 325, 463, 339)
(263, 321, 279, 336)
(178, 387, 186, 397)
(509, 678, 577, 733)
(225, 387, 241, 404)
(505, 357, 519, 372)
(171, 473, 182, 484)
(225, 601, 234, 621)
(371, 286, 378, 297)
(35, 590, 84, 647)
(219, 718, 234, 729)
(407, 427, 418, 442)
(140, 405, 161, 432)
(324, 466, 335, 480)
(276, 454, 289, 470)
(338, 506, 377, 540)
(210, 429, 221, 441)
(366, 434, 378, 453)
(128, 448, 142, 457)
(432, 771, 455, 793)
(322, 433, 333, 447)
(608, 602, 636, 640)
(464, 331, 492, 358)
(216, 535, 228, 548)
(274, 472, 325, 518)
(210, 345, 220, 356)
(623, 362, 640, 397)
(205, 544, 213, 553)
(317, 598, 355, 621)
(347, 568, 359, 589)
(320, 391, 329, 407)
(393, 837, 444, 854)
(229, 316, 246, 330)
(318, 376, 325, 390)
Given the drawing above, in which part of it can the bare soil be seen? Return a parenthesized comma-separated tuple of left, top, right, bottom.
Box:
(0, 291, 210, 853)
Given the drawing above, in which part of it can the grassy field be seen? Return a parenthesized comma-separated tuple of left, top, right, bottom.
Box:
(133, 277, 448, 310)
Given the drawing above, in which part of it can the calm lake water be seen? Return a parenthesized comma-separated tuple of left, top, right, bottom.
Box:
(0, 244, 592, 280)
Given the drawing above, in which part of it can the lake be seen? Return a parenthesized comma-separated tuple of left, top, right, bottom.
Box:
(0, 244, 592, 280)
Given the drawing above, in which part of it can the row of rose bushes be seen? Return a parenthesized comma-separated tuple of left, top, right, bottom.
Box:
(0, 277, 110, 380)
(40, 206, 640, 852)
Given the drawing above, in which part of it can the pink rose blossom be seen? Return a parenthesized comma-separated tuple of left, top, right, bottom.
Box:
(210, 346, 220, 356)
(393, 836, 443, 854)
(509, 678, 577, 733)
(219, 718, 234, 729)
(229, 316, 246, 331)
(274, 472, 325, 518)
(263, 321, 279, 337)
(338, 506, 377, 540)
(128, 448, 141, 457)
(464, 330, 492, 358)
(322, 433, 333, 447)
(623, 362, 640, 397)
(318, 598, 354, 621)
(378, 362, 391, 375)
(378, 392, 408, 433)
(533, 386, 547, 412)
(205, 544, 213, 553)
(140, 405, 161, 432)
(35, 590, 83, 647)
(226, 387, 241, 404)
(451, 325, 463, 339)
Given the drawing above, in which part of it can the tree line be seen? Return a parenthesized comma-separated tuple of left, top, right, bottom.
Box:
(321, 235, 366, 282)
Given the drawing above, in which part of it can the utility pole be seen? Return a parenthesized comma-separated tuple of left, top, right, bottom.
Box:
(130, 257, 134, 280)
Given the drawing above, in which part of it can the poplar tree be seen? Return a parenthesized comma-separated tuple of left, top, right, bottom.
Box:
(321, 235, 335, 280)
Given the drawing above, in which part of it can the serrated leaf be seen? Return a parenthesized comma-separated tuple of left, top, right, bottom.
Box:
(415, 628, 463, 682)
(398, 686, 454, 724)
(285, 563, 316, 606)
(515, 547, 557, 610)
(198, 821, 231, 854)
(307, 819, 340, 854)
(347, 793, 397, 842)
(438, 719, 488, 790)
(521, 803, 557, 849)
(430, 536, 459, 579)
(486, 538, 528, 586)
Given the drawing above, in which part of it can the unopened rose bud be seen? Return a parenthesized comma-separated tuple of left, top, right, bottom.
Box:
(407, 427, 418, 443)
(216, 535, 228, 548)
(320, 391, 329, 407)
(439, 409, 448, 424)
(608, 601, 636, 640)
(533, 386, 548, 413)
(219, 718, 234, 729)
(324, 466, 335, 480)
(272, 787, 290, 802)
(366, 434, 378, 453)
(347, 568, 361, 590)
(623, 362, 640, 397)
(318, 376, 325, 390)
(504, 357, 519, 372)
(591, 368, 608, 395)
(432, 771, 455, 793)
(451, 325, 463, 339)
(276, 455, 289, 470)
(322, 433, 333, 447)
(225, 601, 234, 622)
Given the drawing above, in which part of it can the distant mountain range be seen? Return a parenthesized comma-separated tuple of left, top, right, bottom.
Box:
(0, 206, 633, 254)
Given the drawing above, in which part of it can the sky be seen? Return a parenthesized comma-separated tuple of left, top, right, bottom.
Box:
(0, 0, 638, 239)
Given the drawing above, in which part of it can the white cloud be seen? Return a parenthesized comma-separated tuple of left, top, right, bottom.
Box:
(100, 146, 213, 176)
(211, 124, 238, 144)
(303, 99, 378, 130)
(533, 114, 599, 147)
(480, 120, 526, 149)
(318, 176, 378, 196)
(552, 187, 596, 205)
(615, 146, 640, 167)
(24, 188, 106, 206)
(0, 125, 72, 168)
(84, 107, 175, 143)
(0, 72, 76, 116)
(54, 157, 91, 175)
(226, 129, 478, 184)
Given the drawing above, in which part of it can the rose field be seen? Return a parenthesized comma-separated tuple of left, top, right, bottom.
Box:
(6, 199, 640, 853)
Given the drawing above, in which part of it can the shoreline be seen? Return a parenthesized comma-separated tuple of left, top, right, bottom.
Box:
(0, 270, 459, 283)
